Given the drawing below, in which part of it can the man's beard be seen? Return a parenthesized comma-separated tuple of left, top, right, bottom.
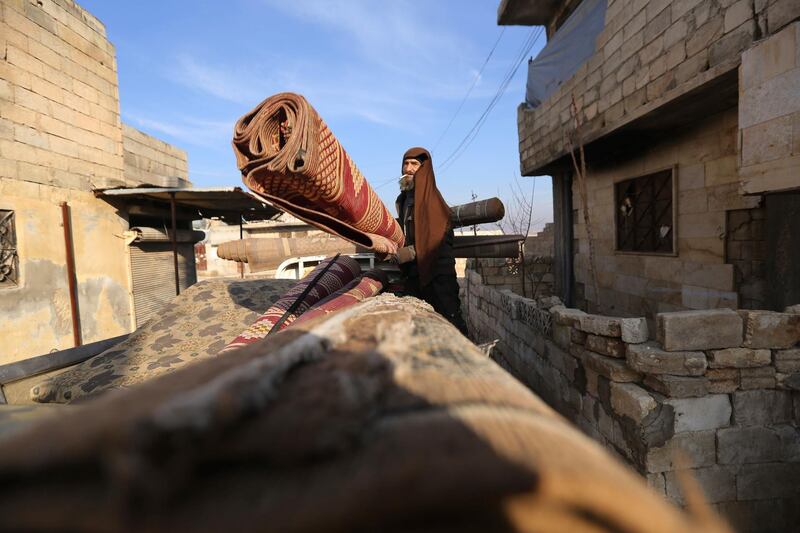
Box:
(399, 174, 415, 191)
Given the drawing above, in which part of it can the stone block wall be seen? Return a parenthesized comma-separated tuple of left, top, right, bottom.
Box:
(464, 223, 555, 299)
(726, 207, 767, 309)
(122, 124, 189, 187)
(739, 21, 800, 195)
(518, 0, 800, 175)
(463, 267, 800, 531)
(0, 1, 189, 362)
(0, 0, 126, 190)
(570, 107, 762, 321)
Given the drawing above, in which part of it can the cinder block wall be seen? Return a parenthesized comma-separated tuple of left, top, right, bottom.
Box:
(463, 223, 555, 299)
(464, 268, 800, 532)
(518, 0, 800, 172)
(123, 124, 189, 187)
(1, 0, 126, 189)
(570, 107, 757, 320)
(739, 21, 800, 195)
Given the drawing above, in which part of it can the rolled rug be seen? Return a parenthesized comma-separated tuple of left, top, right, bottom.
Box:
(291, 269, 388, 328)
(232, 92, 404, 254)
(220, 255, 361, 352)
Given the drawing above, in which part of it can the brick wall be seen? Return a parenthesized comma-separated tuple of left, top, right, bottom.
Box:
(518, 0, 800, 175)
(0, 0, 126, 190)
(463, 266, 800, 532)
(122, 124, 189, 187)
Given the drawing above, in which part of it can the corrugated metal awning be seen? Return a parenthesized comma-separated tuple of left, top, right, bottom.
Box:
(95, 187, 281, 223)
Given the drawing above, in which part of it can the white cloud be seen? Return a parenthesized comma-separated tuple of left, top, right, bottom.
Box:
(123, 113, 234, 148)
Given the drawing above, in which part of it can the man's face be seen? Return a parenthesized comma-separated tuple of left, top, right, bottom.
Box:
(402, 158, 422, 177)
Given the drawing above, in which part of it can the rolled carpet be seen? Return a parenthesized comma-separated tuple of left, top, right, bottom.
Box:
(232, 92, 404, 254)
(291, 269, 387, 328)
(220, 255, 361, 352)
(216, 236, 359, 271)
(450, 197, 505, 229)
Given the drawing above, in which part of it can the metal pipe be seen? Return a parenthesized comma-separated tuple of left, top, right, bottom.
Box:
(60, 202, 81, 347)
(239, 212, 244, 279)
(169, 192, 180, 296)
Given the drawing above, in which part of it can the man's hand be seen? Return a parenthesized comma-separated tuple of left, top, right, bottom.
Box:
(396, 245, 416, 264)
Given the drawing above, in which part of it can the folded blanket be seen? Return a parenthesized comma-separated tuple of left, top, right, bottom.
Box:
(291, 270, 387, 328)
(232, 92, 404, 254)
(221, 256, 361, 352)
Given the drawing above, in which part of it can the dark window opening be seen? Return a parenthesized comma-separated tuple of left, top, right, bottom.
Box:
(0, 210, 19, 287)
(615, 169, 674, 254)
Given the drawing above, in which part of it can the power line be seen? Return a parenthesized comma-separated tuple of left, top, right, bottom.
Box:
(437, 26, 544, 174)
(431, 28, 506, 154)
(438, 27, 542, 172)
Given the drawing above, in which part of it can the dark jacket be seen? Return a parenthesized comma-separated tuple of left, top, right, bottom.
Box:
(396, 190, 455, 284)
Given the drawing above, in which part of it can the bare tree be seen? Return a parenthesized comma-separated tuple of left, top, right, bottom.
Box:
(565, 94, 599, 311)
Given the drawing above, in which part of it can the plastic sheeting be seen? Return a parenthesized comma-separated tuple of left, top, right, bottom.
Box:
(526, 0, 607, 107)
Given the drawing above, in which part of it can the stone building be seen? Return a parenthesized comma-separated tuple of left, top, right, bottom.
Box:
(468, 1, 800, 530)
(500, 0, 800, 321)
(0, 0, 194, 363)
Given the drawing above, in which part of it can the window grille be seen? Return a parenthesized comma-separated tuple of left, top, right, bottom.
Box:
(615, 169, 674, 254)
(0, 210, 18, 287)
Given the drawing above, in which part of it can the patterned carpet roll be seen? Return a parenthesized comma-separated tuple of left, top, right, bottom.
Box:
(220, 256, 361, 352)
(291, 270, 387, 328)
(232, 92, 404, 254)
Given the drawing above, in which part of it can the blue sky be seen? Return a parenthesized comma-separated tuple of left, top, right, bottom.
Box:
(82, 0, 553, 230)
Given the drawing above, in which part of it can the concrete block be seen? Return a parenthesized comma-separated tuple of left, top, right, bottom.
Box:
(706, 367, 739, 394)
(737, 462, 800, 501)
(585, 367, 600, 398)
(552, 324, 571, 350)
(579, 314, 622, 337)
(733, 389, 793, 426)
(621, 317, 649, 343)
(739, 366, 777, 389)
(657, 309, 742, 351)
(666, 395, 731, 432)
(741, 19, 798, 91)
(586, 334, 626, 358)
(741, 114, 793, 167)
(610, 382, 658, 422)
(664, 465, 736, 504)
(718, 425, 800, 464)
(740, 310, 800, 349)
(644, 374, 708, 398)
(581, 349, 642, 383)
(724, 0, 753, 33)
(627, 342, 707, 376)
(776, 372, 800, 391)
(645, 430, 716, 473)
(570, 328, 587, 345)
(550, 306, 586, 327)
(708, 348, 771, 368)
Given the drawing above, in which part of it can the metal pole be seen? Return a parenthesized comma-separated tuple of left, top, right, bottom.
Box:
(169, 192, 180, 296)
(239, 212, 244, 279)
(60, 202, 81, 347)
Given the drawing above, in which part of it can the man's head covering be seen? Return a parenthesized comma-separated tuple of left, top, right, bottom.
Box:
(401, 147, 450, 287)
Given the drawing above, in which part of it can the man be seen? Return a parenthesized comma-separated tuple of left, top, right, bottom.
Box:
(394, 147, 468, 335)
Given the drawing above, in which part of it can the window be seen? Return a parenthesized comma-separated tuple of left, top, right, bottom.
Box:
(615, 169, 674, 254)
(0, 210, 18, 287)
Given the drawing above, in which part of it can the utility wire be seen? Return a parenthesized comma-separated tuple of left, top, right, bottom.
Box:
(439, 27, 542, 171)
(431, 28, 506, 154)
(437, 27, 544, 174)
